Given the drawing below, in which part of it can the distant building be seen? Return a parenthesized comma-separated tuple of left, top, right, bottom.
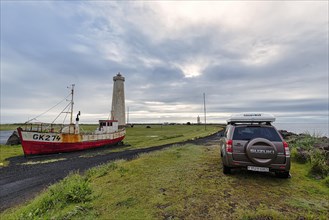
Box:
(111, 73, 126, 127)
(197, 115, 201, 124)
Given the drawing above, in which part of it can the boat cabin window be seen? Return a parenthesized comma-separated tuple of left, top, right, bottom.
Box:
(99, 121, 113, 127)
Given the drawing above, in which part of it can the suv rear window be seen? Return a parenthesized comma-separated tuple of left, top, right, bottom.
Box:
(232, 126, 282, 142)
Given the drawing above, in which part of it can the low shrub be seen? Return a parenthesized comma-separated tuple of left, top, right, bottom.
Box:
(290, 135, 316, 151)
(324, 176, 329, 187)
(309, 149, 329, 178)
(289, 135, 329, 177)
(291, 147, 310, 164)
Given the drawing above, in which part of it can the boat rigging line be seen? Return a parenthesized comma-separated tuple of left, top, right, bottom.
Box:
(25, 85, 74, 124)
(50, 101, 72, 125)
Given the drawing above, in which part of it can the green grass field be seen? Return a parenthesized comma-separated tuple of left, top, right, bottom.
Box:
(0, 145, 23, 166)
(124, 124, 220, 148)
(1, 144, 328, 219)
(0, 124, 23, 131)
(1, 125, 328, 219)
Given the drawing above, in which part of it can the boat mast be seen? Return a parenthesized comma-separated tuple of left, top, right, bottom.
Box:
(70, 84, 75, 124)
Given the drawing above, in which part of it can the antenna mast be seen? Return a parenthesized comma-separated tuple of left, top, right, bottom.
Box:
(203, 92, 207, 130)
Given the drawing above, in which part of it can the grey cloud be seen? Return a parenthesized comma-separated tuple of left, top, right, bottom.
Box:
(1, 1, 328, 126)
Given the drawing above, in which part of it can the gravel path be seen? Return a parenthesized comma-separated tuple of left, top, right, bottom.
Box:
(0, 132, 222, 212)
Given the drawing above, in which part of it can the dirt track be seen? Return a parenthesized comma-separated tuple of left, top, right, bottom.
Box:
(0, 132, 222, 212)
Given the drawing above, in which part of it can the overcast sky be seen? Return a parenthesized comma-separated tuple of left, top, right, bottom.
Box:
(1, 1, 328, 126)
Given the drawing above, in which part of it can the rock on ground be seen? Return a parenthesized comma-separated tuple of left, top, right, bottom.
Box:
(6, 131, 21, 145)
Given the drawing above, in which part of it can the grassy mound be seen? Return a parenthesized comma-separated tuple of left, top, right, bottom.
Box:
(3, 173, 92, 219)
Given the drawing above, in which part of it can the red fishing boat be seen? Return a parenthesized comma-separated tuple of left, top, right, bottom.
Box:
(17, 85, 125, 155)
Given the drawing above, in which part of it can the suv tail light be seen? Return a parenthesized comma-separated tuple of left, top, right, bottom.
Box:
(283, 141, 290, 156)
(226, 140, 233, 153)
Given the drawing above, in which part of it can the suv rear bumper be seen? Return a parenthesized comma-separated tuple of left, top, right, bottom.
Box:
(222, 153, 290, 171)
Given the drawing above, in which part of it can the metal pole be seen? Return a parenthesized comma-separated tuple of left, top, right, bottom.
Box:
(203, 92, 206, 130)
(127, 106, 129, 124)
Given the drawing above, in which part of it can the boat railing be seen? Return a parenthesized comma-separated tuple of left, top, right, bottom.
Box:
(22, 124, 126, 134)
(85, 127, 126, 135)
(23, 123, 64, 133)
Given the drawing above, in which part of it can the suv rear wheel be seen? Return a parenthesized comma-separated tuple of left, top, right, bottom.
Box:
(223, 165, 231, 174)
(275, 171, 290, 178)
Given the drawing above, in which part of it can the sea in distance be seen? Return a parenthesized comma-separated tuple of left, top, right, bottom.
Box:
(274, 122, 328, 137)
(0, 123, 328, 145)
(0, 130, 14, 145)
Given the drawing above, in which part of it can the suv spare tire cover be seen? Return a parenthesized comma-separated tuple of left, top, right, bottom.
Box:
(246, 138, 278, 166)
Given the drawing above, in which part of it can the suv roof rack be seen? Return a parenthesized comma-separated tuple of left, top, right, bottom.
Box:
(227, 113, 275, 125)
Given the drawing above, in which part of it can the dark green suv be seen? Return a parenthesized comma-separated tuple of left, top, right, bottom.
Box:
(219, 113, 290, 178)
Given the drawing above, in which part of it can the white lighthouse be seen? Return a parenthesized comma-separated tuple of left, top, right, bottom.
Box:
(197, 115, 201, 124)
(111, 73, 126, 127)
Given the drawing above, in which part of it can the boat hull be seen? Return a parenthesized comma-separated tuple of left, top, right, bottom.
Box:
(17, 128, 125, 155)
